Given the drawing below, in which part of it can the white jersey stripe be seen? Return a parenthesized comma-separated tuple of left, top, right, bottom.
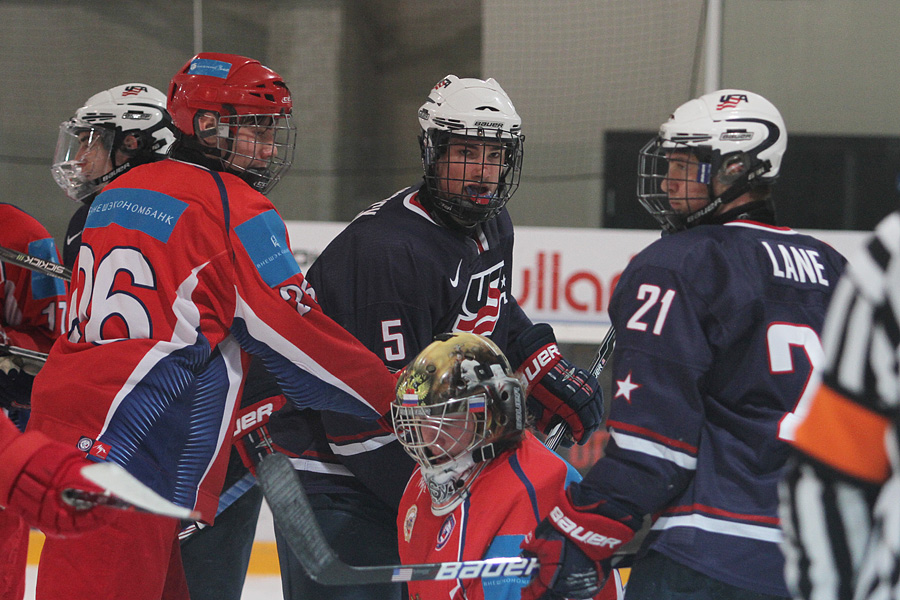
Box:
(610, 429, 697, 470)
(329, 433, 398, 456)
(288, 457, 354, 477)
(725, 221, 797, 234)
(234, 292, 379, 416)
(101, 262, 207, 435)
(651, 512, 782, 544)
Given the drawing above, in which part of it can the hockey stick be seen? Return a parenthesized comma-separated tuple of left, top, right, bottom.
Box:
(257, 452, 539, 584)
(0, 245, 72, 281)
(544, 325, 617, 450)
(178, 472, 257, 541)
(63, 462, 201, 520)
(0, 344, 49, 364)
(0, 344, 49, 382)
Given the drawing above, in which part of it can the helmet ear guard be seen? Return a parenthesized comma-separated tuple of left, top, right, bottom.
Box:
(483, 375, 527, 434)
(716, 152, 749, 186)
(637, 89, 786, 232)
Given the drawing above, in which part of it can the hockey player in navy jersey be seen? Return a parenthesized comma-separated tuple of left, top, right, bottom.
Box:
(267, 75, 604, 600)
(392, 332, 623, 600)
(27, 53, 399, 600)
(519, 90, 847, 600)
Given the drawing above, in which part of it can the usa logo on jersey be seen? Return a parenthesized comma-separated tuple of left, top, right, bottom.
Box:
(453, 261, 507, 336)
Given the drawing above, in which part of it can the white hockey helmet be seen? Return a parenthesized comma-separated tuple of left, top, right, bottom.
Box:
(52, 83, 175, 202)
(392, 332, 526, 515)
(637, 89, 787, 232)
(418, 75, 524, 227)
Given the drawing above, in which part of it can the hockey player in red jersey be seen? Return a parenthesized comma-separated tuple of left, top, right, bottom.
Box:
(269, 74, 604, 600)
(26, 52, 398, 600)
(0, 411, 119, 600)
(52, 81, 267, 600)
(0, 204, 65, 413)
(392, 332, 623, 600)
(0, 204, 67, 600)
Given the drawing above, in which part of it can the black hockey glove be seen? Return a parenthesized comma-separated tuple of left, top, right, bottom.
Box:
(508, 323, 603, 445)
(0, 356, 36, 410)
(520, 491, 636, 600)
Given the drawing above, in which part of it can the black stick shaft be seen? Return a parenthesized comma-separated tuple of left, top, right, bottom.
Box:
(544, 326, 616, 450)
(257, 453, 539, 585)
(0, 245, 72, 281)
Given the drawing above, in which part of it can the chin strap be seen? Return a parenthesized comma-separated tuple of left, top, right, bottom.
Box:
(685, 159, 773, 229)
(472, 438, 519, 464)
(169, 138, 227, 173)
(417, 184, 478, 233)
(87, 160, 134, 192)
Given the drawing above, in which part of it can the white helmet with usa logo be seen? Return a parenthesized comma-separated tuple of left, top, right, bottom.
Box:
(638, 89, 787, 232)
(51, 83, 175, 202)
(417, 75, 525, 228)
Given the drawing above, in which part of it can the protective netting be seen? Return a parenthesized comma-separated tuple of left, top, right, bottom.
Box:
(0, 0, 704, 238)
(484, 1, 704, 181)
(483, 1, 705, 226)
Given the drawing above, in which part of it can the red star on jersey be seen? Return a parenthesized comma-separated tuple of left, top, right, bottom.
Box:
(615, 371, 641, 403)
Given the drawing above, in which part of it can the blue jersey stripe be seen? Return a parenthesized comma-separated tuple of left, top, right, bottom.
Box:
(234, 210, 300, 287)
(87, 188, 188, 243)
(27, 237, 65, 300)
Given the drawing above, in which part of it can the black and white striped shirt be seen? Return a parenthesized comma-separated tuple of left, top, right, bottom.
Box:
(780, 210, 900, 600)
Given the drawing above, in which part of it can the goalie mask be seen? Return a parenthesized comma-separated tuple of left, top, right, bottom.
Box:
(392, 332, 526, 515)
(637, 89, 786, 233)
(167, 52, 297, 194)
(51, 84, 175, 202)
(418, 75, 524, 228)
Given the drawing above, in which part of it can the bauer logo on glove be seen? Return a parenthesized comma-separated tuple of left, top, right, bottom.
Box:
(549, 505, 624, 549)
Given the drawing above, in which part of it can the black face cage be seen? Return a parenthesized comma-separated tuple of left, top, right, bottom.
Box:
(213, 112, 297, 195)
(637, 138, 716, 234)
(421, 128, 524, 227)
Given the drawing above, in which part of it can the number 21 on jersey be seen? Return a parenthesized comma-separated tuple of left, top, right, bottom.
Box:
(623, 284, 824, 442)
(626, 284, 676, 335)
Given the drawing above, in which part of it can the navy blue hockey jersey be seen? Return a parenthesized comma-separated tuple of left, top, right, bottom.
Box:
(269, 184, 533, 507)
(574, 220, 846, 596)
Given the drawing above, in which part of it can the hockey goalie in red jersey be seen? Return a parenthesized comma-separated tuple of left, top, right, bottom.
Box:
(26, 53, 398, 600)
(392, 333, 623, 600)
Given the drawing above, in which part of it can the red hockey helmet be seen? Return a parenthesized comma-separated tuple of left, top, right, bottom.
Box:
(168, 53, 292, 135)
(167, 53, 296, 193)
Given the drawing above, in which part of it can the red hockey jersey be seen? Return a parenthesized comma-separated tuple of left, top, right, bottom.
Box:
(0, 203, 66, 352)
(398, 431, 623, 600)
(28, 159, 396, 522)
